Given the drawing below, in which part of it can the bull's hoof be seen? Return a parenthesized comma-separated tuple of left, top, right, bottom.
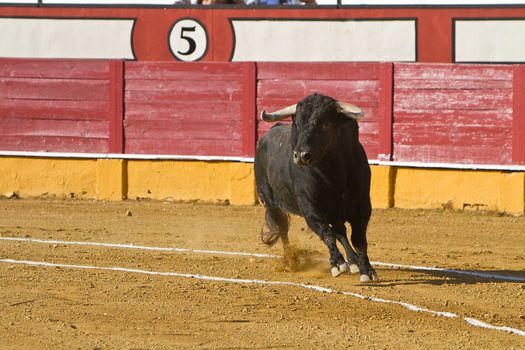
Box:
(331, 262, 349, 278)
(359, 269, 379, 282)
(260, 227, 280, 246)
(349, 264, 359, 274)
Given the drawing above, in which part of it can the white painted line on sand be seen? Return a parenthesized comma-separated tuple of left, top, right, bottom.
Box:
(1, 236, 523, 283)
(1, 258, 524, 337)
(0, 236, 279, 258)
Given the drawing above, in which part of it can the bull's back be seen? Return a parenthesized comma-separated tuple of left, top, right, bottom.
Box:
(254, 124, 299, 213)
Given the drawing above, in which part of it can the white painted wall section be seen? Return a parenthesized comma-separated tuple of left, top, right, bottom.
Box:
(231, 20, 416, 62)
(0, 18, 135, 60)
(455, 20, 525, 62)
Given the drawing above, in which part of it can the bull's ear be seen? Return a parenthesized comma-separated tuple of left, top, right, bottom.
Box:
(336, 101, 364, 121)
(260, 104, 297, 122)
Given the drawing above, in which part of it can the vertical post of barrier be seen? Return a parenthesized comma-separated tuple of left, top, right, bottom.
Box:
(377, 62, 394, 161)
(241, 62, 257, 158)
(109, 60, 124, 154)
(513, 65, 525, 165)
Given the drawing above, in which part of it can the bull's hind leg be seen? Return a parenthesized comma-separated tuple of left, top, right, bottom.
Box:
(260, 206, 289, 248)
(333, 224, 360, 274)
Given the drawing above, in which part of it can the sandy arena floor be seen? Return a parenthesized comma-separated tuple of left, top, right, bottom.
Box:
(0, 198, 524, 349)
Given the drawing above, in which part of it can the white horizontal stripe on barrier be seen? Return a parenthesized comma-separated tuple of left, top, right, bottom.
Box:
(1, 258, 524, 337)
(0, 151, 255, 163)
(2, 151, 525, 171)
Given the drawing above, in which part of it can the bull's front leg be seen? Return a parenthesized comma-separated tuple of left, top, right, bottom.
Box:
(332, 224, 360, 274)
(304, 216, 348, 278)
(350, 219, 378, 282)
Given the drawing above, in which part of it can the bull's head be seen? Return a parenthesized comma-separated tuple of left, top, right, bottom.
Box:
(261, 94, 364, 166)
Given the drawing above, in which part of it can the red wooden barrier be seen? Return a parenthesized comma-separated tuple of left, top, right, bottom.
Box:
(0, 59, 111, 153)
(393, 64, 514, 165)
(123, 62, 246, 157)
(0, 59, 524, 168)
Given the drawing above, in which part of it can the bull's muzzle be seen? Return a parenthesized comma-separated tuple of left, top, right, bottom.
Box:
(293, 150, 313, 166)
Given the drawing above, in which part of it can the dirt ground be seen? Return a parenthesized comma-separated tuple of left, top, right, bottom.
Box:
(0, 198, 524, 349)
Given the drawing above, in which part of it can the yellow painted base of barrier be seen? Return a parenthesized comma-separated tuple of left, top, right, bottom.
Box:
(0, 157, 523, 215)
(0, 157, 256, 205)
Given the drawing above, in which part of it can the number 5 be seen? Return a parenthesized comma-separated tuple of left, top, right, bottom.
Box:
(178, 26, 196, 56)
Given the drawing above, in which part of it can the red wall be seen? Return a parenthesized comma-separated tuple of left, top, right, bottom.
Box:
(1, 58, 524, 167)
(393, 64, 515, 165)
(0, 59, 112, 153)
(124, 62, 248, 157)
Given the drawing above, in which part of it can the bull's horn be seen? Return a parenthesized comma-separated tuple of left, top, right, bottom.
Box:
(337, 101, 364, 121)
(260, 104, 297, 122)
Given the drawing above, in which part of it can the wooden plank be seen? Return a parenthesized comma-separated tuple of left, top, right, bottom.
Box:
(125, 101, 242, 121)
(394, 109, 513, 126)
(0, 59, 110, 80)
(395, 79, 513, 90)
(242, 62, 257, 157)
(257, 80, 378, 104)
(358, 121, 379, 135)
(126, 79, 243, 92)
(393, 124, 512, 147)
(0, 99, 108, 120)
(394, 89, 512, 111)
(393, 144, 512, 165)
(109, 60, 124, 154)
(125, 138, 239, 156)
(125, 62, 244, 80)
(394, 63, 514, 81)
(125, 80, 243, 102)
(377, 62, 393, 161)
(512, 66, 525, 165)
(124, 120, 241, 140)
(0, 118, 108, 138)
(257, 62, 380, 81)
(0, 136, 109, 153)
(0, 78, 109, 101)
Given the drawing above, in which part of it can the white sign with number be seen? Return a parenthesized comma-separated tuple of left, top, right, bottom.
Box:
(169, 18, 208, 62)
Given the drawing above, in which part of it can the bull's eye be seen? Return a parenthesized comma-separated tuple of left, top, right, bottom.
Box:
(322, 122, 332, 131)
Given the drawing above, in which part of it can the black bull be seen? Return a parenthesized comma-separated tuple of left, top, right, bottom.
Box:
(254, 93, 377, 282)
